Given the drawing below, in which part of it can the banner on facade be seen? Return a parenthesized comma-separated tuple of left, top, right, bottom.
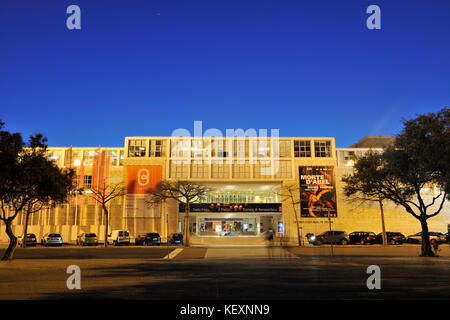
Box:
(179, 203, 282, 213)
(125, 165, 162, 194)
(124, 165, 162, 217)
(299, 166, 337, 218)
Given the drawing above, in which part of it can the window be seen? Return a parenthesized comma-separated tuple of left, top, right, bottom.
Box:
(275, 160, 292, 178)
(72, 151, 82, 167)
(170, 138, 190, 159)
(233, 139, 249, 158)
(107, 150, 118, 166)
(128, 140, 146, 157)
(341, 150, 356, 167)
(254, 162, 272, 178)
(119, 150, 124, 166)
(83, 150, 97, 166)
(232, 162, 251, 178)
(257, 139, 270, 158)
(212, 164, 229, 178)
(169, 161, 187, 178)
(191, 138, 211, 160)
(294, 140, 311, 157)
(191, 164, 210, 178)
(343, 151, 355, 161)
(250, 139, 270, 158)
(191, 139, 203, 158)
(211, 139, 228, 158)
(314, 140, 331, 157)
(277, 140, 291, 158)
(84, 176, 92, 188)
(149, 140, 165, 157)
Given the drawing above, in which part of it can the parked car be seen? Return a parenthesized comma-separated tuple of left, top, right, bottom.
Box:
(375, 232, 406, 245)
(309, 231, 349, 245)
(349, 231, 377, 245)
(41, 233, 63, 246)
(107, 230, 130, 246)
(446, 232, 449, 243)
(76, 232, 98, 246)
(406, 232, 447, 244)
(168, 233, 184, 245)
(135, 233, 161, 246)
(17, 233, 37, 246)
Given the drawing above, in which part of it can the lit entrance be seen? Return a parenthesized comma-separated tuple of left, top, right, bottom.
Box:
(200, 217, 257, 236)
(188, 212, 282, 238)
(178, 182, 284, 241)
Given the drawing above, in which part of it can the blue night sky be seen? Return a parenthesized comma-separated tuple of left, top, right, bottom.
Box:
(1, 0, 449, 147)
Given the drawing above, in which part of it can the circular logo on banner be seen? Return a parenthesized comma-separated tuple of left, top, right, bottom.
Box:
(137, 169, 150, 186)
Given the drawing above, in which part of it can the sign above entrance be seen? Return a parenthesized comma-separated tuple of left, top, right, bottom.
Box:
(179, 203, 282, 213)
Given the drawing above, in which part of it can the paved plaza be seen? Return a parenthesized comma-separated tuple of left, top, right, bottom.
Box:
(0, 245, 449, 300)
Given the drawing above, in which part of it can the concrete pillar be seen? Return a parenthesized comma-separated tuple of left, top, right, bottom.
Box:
(256, 216, 261, 235)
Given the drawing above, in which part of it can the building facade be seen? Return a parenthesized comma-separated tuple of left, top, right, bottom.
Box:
(1, 136, 449, 245)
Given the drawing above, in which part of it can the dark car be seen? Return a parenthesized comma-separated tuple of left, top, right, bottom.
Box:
(309, 231, 349, 245)
(168, 233, 184, 245)
(446, 232, 449, 243)
(349, 232, 377, 245)
(17, 233, 37, 247)
(76, 232, 98, 246)
(135, 233, 161, 246)
(375, 232, 406, 245)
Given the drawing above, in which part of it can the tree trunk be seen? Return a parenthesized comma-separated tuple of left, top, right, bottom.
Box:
(379, 200, 387, 246)
(294, 208, 301, 246)
(420, 218, 434, 257)
(184, 202, 190, 247)
(103, 205, 109, 247)
(2, 219, 18, 261)
(22, 213, 30, 248)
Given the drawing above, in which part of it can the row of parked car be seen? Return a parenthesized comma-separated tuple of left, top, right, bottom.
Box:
(17, 230, 185, 247)
(306, 230, 449, 246)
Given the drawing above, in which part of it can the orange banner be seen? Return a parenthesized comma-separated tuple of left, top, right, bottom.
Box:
(125, 166, 162, 194)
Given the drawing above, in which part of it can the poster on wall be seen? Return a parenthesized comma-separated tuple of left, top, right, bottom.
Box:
(299, 166, 337, 218)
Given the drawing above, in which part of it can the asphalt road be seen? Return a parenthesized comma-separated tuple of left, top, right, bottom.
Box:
(1, 246, 449, 300)
(7, 245, 178, 260)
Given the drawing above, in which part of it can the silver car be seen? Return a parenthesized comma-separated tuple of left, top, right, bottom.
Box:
(76, 232, 98, 246)
(41, 233, 63, 246)
(407, 232, 447, 244)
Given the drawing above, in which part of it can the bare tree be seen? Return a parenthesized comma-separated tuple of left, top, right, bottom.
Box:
(279, 183, 302, 246)
(88, 180, 125, 247)
(146, 180, 210, 247)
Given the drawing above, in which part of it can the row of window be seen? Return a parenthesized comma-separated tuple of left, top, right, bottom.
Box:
(47, 149, 124, 167)
(169, 161, 293, 179)
(127, 139, 332, 158)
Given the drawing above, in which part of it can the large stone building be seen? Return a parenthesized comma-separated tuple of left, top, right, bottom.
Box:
(1, 135, 449, 245)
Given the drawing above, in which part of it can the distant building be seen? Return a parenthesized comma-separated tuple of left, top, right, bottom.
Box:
(349, 135, 394, 148)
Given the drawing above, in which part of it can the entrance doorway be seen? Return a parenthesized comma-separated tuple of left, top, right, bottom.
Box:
(200, 218, 257, 236)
